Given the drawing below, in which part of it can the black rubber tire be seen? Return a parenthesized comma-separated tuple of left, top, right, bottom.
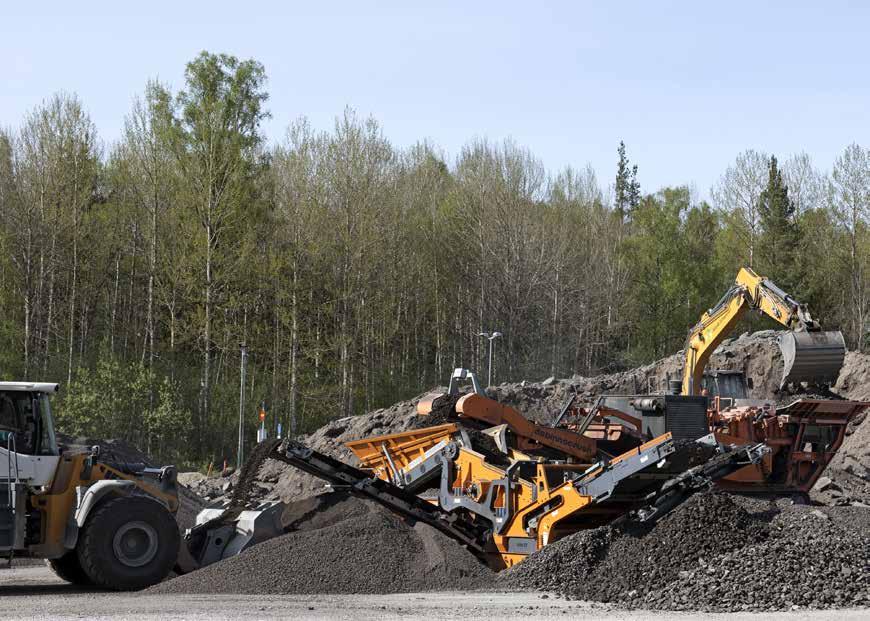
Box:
(76, 495, 179, 591)
(46, 552, 93, 586)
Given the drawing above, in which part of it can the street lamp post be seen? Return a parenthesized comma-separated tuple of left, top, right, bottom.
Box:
(478, 331, 503, 387)
(238, 343, 248, 468)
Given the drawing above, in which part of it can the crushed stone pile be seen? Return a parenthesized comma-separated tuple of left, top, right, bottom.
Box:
(56, 433, 154, 465)
(150, 494, 494, 595)
(500, 492, 869, 612)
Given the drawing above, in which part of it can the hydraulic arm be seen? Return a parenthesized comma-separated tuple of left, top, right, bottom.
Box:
(682, 267, 845, 395)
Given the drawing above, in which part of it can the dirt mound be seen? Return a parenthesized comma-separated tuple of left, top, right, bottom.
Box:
(813, 348, 870, 505)
(490, 330, 786, 423)
(56, 433, 153, 465)
(151, 494, 494, 595)
(500, 492, 869, 611)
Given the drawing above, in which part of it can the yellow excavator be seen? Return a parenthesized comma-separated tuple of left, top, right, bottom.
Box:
(672, 267, 857, 493)
(682, 267, 846, 396)
(0, 382, 181, 590)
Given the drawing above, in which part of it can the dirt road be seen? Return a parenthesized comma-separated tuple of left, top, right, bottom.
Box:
(1, 566, 867, 621)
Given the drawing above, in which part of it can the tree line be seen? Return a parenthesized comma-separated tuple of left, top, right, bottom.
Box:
(0, 51, 867, 465)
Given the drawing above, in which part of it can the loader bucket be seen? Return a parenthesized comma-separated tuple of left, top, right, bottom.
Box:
(778, 331, 846, 388)
(181, 500, 286, 571)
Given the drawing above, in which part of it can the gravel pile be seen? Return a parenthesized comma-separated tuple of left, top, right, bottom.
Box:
(57, 433, 154, 465)
(151, 494, 494, 595)
(500, 492, 869, 612)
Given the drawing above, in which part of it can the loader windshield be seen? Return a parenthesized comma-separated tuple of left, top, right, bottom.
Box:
(0, 391, 58, 456)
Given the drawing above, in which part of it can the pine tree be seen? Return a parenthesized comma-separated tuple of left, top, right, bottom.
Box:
(615, 141, 640, 218)
(757, 155, 800, 287)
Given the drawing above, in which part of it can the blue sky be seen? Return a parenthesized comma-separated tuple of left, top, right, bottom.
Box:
(2, 1, 868, 197)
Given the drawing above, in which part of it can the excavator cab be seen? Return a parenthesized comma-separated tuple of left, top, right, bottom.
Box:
(701, 371, 750, 400)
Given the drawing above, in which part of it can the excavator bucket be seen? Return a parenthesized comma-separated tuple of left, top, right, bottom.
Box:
(779, 331, 846, 388)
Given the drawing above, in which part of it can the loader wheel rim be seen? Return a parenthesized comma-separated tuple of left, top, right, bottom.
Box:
(112, 521, 159, 568)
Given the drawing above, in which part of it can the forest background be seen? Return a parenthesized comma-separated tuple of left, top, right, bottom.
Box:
(1, 52, 866, 465)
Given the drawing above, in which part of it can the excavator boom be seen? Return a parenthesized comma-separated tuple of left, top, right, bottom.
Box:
(683, 267, 845, 394)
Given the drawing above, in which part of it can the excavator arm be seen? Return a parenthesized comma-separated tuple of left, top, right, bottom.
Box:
(682, 267, 844, 395)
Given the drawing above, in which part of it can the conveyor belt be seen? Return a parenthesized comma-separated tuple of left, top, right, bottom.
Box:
(273, 440, 491, 555)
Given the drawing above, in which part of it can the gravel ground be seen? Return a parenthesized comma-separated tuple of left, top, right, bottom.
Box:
(2, 566, 869, 621)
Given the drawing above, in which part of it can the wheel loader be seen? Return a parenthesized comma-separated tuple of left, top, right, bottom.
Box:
(0, 382, 180, 590)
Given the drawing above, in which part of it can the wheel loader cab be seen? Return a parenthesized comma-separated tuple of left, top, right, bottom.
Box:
(0, 391, 59, 456)
(0, 384, 62, 488)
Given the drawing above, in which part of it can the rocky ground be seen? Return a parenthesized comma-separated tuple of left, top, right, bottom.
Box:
(5, 566, 867, 621)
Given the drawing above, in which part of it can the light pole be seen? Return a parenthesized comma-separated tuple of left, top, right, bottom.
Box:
(238, 343, 248, 468)
(478, 331, 503, 387)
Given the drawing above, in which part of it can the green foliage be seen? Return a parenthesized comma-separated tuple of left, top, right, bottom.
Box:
(56, 356, 191, 462)
(622, 187, 720, 362)
(1, 50, 870, 467)
(615, 141, 641, 217)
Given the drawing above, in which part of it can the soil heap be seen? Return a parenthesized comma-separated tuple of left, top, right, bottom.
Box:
(56, 433, 153, 465)
(500, 492, 869, 612)
(151, 494, 494, 595)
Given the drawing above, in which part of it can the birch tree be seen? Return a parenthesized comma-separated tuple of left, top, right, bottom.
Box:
(160, 52, 269, 438)
(830, 143, 870, 349)
(712, 149, 769, 267)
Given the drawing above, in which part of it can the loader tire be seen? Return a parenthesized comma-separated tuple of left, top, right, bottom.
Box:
(77, 495, 179, 591)
(46, 552, 92, 586)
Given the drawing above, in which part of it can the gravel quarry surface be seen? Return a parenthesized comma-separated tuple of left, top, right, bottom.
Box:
(500, 491, 870, 612)
(5, 567, 868, 621)
(151, 495, 494, 595)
